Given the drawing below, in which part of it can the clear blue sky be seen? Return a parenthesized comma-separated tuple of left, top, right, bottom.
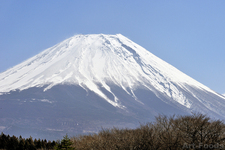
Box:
(0, 0, 224, 94)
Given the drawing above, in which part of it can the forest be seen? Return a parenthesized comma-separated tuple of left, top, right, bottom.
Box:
(1, 113, 225, 150)
(0, 133, 57, 150)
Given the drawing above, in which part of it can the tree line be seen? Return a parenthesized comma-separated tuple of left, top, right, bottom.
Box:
(0, 133, 74, 150)
(71, 113, 225, 150)
(1, 113, 225, 149)
(0, 133, 57, 150)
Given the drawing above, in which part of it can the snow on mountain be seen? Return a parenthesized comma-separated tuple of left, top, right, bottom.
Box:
(0, 34, 223, 108)
(1, 34, 225, 140)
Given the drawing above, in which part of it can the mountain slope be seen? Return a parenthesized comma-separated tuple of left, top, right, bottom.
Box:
(0, 34, 225, 140)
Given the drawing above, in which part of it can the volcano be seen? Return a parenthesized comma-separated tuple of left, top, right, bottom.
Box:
(0, 34, 225, 140)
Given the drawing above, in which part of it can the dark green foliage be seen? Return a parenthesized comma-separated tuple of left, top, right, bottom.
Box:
(0, 133, 9, 149)
(56, 134, 74, 150)
(0, 132, 57, 150)
(18, 137, 25, 150)
(7, 135, 19, 150)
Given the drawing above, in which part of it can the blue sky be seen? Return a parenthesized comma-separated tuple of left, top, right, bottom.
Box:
(0, 0, 224, 94)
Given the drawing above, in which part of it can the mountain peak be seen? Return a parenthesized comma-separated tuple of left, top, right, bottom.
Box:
(0, 34, 224, 108)
(1, 34, 225, 140)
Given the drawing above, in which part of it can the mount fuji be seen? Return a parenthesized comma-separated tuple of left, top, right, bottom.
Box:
(0, 34, 225, 140)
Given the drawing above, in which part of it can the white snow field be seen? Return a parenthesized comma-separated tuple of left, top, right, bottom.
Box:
(1, 34, 225, 140)
(0, 34, 224, 109)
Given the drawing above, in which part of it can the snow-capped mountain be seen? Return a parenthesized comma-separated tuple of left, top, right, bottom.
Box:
(0, 34, 225, 140)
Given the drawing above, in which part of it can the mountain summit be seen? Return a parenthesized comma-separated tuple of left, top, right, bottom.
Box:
(0, 34, 225, 140)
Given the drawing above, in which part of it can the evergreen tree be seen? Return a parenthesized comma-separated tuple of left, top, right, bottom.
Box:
(18, 135, 23, 142)
(28, 136, 36, 150)
(41, 139, 48, 148)
(57, 134, 74, 150)
(46, 140, 53, 149)
(36, 138, 42, 149)
(0, 133, 9, 149)
(51, 140, 57, 149)
(18, 138, 25, 150)
(24, 139, 30, 150)
(6, 135, 18, 150)
(34, 138, 38, 147)
(41, 139, 45, 148)
(0, 132, 7, 149)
